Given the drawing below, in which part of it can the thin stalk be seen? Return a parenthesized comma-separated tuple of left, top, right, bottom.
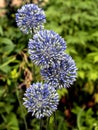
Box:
(0, 56, 16, 69)
(32, 64, 36, 81)
(40, 119, 43, 130)
(16, 89, 28, 130)
(46, 117, 50, 130)
(77, 107, 85, 130)
(54, 112, 57, 130)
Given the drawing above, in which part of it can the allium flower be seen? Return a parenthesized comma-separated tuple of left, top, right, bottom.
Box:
(28, 30, 66, 66)
(23, 82, 59, 119)
(41, 54, 77, 89)
(15, 4, 46, 34)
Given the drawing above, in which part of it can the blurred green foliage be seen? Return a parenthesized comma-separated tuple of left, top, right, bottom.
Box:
(0, 0, 98, 129)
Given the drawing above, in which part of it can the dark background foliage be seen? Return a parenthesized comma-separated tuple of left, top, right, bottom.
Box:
(0, 0, 98, 130)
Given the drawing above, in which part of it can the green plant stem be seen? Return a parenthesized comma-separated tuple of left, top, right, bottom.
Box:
(32, 64, 36, 81)
(16, 89, 28, 130)
(40, 119, 42, 130)
(46, 117, 50, 130)
(54, 112, 57, 130)
(77, 107, 85, 130)
(0, 56, 16, 69)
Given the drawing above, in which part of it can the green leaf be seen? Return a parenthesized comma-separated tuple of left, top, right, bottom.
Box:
(0, 38, 15, 54)
(78, 70, 85, 79)
(57, 88, 68, 99)
(0, 26, 3, 36)
(0, 65, 11, 73)
(92, 31, 98, 37)
(0, 38, 14, 45)
(6, 113, 19, 130)
(0, 56, 16, 73)
(88, 71, 98, 81)
(0, 87, 5, 97)
(94, 55, 98, 63)
(94, 93, 98, 103)
(0, 103, 13, 114)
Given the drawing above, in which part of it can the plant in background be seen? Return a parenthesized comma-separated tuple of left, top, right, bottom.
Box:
(15, 1, 77, 129)
(1, 0, 98, 130)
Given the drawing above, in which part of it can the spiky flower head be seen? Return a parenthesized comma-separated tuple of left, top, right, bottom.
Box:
(23, 82, 59, 119)
(41, 54, 77, 89)
(28, 30, 66, 66)
(15, 4, 46, 34)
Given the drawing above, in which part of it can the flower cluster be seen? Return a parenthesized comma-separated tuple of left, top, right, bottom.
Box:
(16, 3, 77, 119)
(23, 82, 59, 119)
(15, 4, 46, 34)
(28, 30, 66, 66)
(41, 54, 77, 89)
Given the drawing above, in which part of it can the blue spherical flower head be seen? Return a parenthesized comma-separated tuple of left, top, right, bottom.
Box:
(41, 54, 77, 89)
(23, 82, 59, 119)
(15, 4, 46, 34)
(28, 30, 66, 66)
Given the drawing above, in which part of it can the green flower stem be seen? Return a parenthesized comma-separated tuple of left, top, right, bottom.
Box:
(54, 112, 58, 130)
(46, 117, 50, 130)
(40, 119, 43, 130)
